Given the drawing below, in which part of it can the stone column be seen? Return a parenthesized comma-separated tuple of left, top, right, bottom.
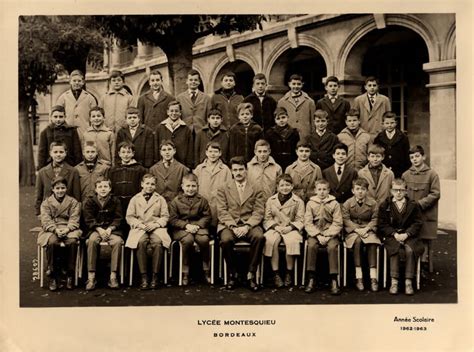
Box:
(110, 39, 121, 69)
(338, 75, 365, 103)
(422, 59, 456, 229)
(135, 40, 153, 64)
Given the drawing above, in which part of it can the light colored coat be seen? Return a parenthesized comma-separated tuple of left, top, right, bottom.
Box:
(358, 164, 395, 206)
(284, 160, 322, 202)
(337, 127, 371, 170)
(216, 181, 265, 233)
(125, 192, 170, 249)
(342, 195, 381, 248)
(247, 156, 282, 200)
(402, 164, 440, 240)
(38, 195, 82, 247)
(304, 194, 343, 238)
(99, 88, 135, 132)
(56, 89, 97, 137)
(277, 91, 316, 139)
(351, 93, 391, 138)
(263, 193, 305, 256)
(82, 126, 115, 165)
(176, 90, 212, 133)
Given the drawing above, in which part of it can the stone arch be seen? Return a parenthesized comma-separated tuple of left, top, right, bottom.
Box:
(443, 22, 456, 60)
(208, 53, 256, 95)
(264, 34, 332, 79)
(136, 72, 150, 97)
(336, 14, 440, 77)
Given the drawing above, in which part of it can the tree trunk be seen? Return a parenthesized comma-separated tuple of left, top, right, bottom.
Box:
(165, 40, 194, 96)
(19, 100, 36, 186)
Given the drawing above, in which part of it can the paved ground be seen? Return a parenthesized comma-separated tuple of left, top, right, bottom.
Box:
(19, 186, 457, 307)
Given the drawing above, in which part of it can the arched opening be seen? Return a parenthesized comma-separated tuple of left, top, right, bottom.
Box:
(346, 26, 430, 158)
(213, 60, 254, 97)
(268, 46, 327, 101)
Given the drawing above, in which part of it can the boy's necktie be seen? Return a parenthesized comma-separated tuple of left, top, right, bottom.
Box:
(337, 166, 342, 176)
(191, 91, 197, 103)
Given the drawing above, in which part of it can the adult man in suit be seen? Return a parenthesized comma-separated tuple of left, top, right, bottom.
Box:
(216, 156, 266, 291)
(176, 69, 212, 134)
(351, 76, 391, 140)
(316, 76, 351, 134)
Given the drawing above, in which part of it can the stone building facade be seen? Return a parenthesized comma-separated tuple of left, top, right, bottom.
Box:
(34, 14, 456, 228)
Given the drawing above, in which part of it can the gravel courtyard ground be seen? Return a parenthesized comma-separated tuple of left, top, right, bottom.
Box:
(19, 186, 457, 307)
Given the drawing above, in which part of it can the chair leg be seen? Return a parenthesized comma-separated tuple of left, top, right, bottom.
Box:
(219, 246, 222, 280)
(302, 241, 307, 286)
(417, 257, 421, 290)
(259, 254, 264, 285)
(343, 246, 347, 287)
(383, 248, 387, 289)
(337, 244, 341, 287)
(164, 248, 168, 285)
(294, 256, 298, 287)
(169, 241, 175, 279)
(376, 246, 380, 284)
(129, 250, 134, 287)
(120, 245, 124, 285)
(210, 241, 215, 285)
(40, 246, 44, 288)
(223, 255, 227, 286)
(178, 242, 183, 286)
(75, 243, 80, 286)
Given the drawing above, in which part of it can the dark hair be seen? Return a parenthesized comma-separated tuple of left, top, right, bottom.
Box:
(159, 139, 176, 150)
(229, 156, 247, 168)
(253, 73, 267, 83)
(325, 76, 339, 85)
(288, 74, 303, 82)
(333, 143, 348, 154)
(206, 141, 222, 151)
(50, 105, 65, 115)
(208, 108, 223, 118)
(222, 72, 236, 80)
(51, 176, 68, 188)
(409, 145, 425, 156)
(167, 100, 182, 110)
(109, 70, 125, 81)
(89, 106, 105, 117)
(296, 140, 312, 150)
(382, 111, 397, 121)
(352, 177, 369, 189)
(126, 106, 139, 115)
(149, 69, 163, 79)
(117, 141, 135, 153)
(274, 106, 288, 118)
(276, 173, 294, 185)
(364, 76, 378, 85)
(187, 69, 201, 79)
(82, 141, 97, 150)
(345, 108, 360, 118)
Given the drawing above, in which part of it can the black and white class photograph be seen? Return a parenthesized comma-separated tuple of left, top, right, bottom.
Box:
(17, 13, 459, 308)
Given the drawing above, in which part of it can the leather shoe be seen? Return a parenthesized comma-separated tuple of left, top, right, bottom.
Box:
(108, 277, 119, 289)
(49, 278, 58, 292)
(140, 276, 150, 290)
(389, 279, 398, 295)
(330, 279, 341, 295)
(85, 279, 96, 291)
(182, 273, 189, 286)
(355, 278, 364, 291)
(248, 278, 259, 292)
(405, 279, 414, 295)
(370, 278, 379, 292)
(66, 276, 74, 290)
(284, 272, 292, 287)
(150, 274, 159, 289)
(226, 278, 236, 290)
(204, 270, 211, 284)
(274, 274, 284, 288)
(304, 278, 316, 293)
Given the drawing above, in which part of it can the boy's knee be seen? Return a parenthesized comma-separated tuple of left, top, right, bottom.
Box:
(307, 237, 318, 250)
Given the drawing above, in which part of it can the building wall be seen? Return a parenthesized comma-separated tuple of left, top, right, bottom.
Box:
(35, 13, 456, 228)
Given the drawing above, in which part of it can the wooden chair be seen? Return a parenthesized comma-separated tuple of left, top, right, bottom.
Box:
(342, 243, 380, 287)
(382, 247, 421, 290)
(259, 242, 299, 287)
(128, 247, 168, 286)
(301, 239, 341, 286)
(219, 241, 262, 285)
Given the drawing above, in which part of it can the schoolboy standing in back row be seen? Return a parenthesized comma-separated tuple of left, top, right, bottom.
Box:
(277, 74, 316, 139)
(243, 73, 277, 133)
(316, 76, 351, 134)
(99, 70, 134, 133)
(374, 111, 411, 178)
(138, 69, 175, 131)
(211, 72, 244, 129)
(264, 107, 300, 171)
(351, 76, 391, 140)
(176, 69, 212, 134)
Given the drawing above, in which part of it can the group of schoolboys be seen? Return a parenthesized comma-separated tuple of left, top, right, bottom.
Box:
(35, 68, 440, 298)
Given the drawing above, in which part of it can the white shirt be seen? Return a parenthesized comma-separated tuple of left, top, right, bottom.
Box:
(334, 164, 345, 180)
(385, 130, 396, 140)
(235, 181, 247, 202)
